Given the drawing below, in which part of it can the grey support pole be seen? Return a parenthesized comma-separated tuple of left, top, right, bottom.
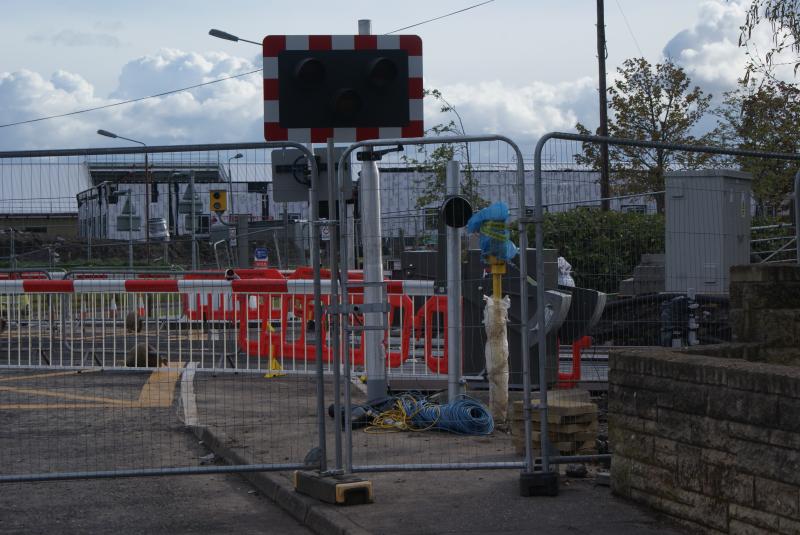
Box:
(533, 135, 552, 475)
(306, 149, 326, 473)
(358, 18, 388, 402)
(190, 171, 198, 270)
(446, 160, 464, 402)
(128, 191, 134, 269)
(327, 138, 344, 470)
(360, 157, 387, 401)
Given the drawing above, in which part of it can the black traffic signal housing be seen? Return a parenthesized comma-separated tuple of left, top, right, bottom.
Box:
(107, 184, 119, 204)
(277, 49, 408, 129)
(210, 189, 227, 213)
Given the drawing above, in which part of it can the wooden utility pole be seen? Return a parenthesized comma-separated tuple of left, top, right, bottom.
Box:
(597, 0, 610, 211)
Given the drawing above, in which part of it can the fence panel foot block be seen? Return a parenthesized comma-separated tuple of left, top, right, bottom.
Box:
(519, 471, 559, 497)
(293, 470, 374, 506)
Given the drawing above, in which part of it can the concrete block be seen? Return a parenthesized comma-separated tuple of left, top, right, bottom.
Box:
(652, 437, 678, 471)
(704, 463, 754, 507)
(640, 253, 665, 265)
(633, 280, 665, 295)
(726, 437, 800, 487)
(618, 278, 636, 296)
(632, 264, 665, 282)
(729, 519, 776, 535)
(707, 388, 779, 427)
(731, 264, 800, 284)
(654, 487, 729, 532)
(729, 503, 781, 532)
(777, 397, 800, 432)
(610, 430, 653, 462)
(754, 476, 799, 519)
(675, 443, 703, 493)
(656, 408, 729, 450)
(670, 381, 710, 414)
(778, 515, 800, 535)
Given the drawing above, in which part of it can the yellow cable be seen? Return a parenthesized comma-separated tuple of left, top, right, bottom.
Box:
(364, 395, 441, 434)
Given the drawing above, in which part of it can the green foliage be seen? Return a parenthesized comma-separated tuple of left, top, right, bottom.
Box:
(406, 89, 486, 210)
(575, 58, 713, 213)
(534, 209, 665, 293)
(712, 78, 800, 212)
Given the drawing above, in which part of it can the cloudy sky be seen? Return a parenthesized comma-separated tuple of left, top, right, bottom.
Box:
(0, 0, 777, 152)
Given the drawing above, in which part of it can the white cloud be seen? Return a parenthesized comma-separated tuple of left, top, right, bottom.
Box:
(425, 78, 598, 146)
(663, 0, 796, 95)
(0, 49, 264, 150)
(662, 0, 748, 94)
(2, 0, 781, 154)
(0, 48, 600, 152)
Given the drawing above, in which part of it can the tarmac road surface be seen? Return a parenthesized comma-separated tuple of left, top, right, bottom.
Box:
(0, 430, 312, 535)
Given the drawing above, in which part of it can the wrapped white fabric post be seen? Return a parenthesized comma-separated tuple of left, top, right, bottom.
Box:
(483, 295, 510, 427)
(558, 256, 575, 287)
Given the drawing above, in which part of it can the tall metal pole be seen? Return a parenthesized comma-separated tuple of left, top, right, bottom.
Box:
(327, 138, 343, 470)
(357, 18, 387, 402)
(128, 191, 134, 269)
(86, 193, 92, 262)
(307, 142, 327, 474)
(597, 0, 611, 211)
(145, 150, 151, 260)
(361, 156, 386, 401)
(190, 171, 198, 270)
(10, 228, 15, 270)
(446, 160, 464, 402)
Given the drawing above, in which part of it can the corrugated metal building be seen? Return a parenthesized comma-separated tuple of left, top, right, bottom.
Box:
(0, 161, 91, 238)
(0, 157, 655, 242)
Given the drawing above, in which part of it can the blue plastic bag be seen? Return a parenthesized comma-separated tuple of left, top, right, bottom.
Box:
(465, 202, 519, 262)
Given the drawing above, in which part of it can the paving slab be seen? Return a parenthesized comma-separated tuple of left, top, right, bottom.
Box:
(190, 373, 688, 535)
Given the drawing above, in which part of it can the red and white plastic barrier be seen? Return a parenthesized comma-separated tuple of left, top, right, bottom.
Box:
(0, 274, 452, 374)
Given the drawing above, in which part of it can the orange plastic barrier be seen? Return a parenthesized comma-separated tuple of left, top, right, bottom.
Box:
(182, 268, 285, 322)
(415, 295, 449, 374)
(236, 283, 414, 368)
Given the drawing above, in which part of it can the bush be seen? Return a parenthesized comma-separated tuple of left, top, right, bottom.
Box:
(529, 209, 665, 293)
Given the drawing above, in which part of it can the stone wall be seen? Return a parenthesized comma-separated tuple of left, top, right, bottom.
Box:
(728, 264, 800, 365)
(610, 348, 800, 534)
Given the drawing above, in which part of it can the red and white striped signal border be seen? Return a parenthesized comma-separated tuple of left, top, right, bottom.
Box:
(263, 34, 424, 143)
(0, 278, 434, 296)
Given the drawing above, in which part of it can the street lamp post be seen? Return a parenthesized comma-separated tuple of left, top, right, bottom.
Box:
(120, 189, 134, 269)
(97, 129, 151, 260)
(227, 153, 242, 219)
(208, 29, 261, 46)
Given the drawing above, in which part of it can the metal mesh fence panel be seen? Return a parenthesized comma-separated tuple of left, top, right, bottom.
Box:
(331, 137, 532, 471)
(531, 132, 800, 472)
(0, 142, 334, 482)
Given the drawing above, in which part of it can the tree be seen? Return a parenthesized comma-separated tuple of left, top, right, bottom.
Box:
(575, 58, 713, 213)
(713, 77, 800, 213)
(738, 0, 800, 80)
(408, 89, 485, 210)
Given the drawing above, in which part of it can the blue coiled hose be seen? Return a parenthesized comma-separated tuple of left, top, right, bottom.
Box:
(400, 394, 494, 435)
